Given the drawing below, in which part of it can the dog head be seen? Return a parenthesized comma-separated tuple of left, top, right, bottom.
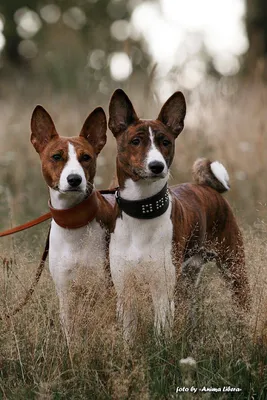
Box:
(31, 106, 107, 197)
(108, 89, 186, 185)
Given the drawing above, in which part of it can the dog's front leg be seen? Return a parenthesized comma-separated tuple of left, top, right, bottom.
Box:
(151, 292, 175, 338)
(57, 288, 72, 346)
(117, 291, 138, 344)
(50, 258, 73, 345)
(150, 269, 176, 338)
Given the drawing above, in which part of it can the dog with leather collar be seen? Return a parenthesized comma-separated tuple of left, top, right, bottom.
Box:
(108, 89, 250, 342)
(48, 190, 99, 229)
(31, 105, 114, 343)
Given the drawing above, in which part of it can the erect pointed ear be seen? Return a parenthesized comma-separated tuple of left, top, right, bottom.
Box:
(31, 105, 58, 153)
(157, 91, 186, 137)
(108, 89, 139, 136)
(80, 107, 107, 155)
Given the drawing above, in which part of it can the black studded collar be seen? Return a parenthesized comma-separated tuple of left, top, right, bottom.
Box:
(115, 183, 170, 219)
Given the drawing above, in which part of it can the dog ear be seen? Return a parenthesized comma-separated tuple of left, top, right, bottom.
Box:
(80, 107, 107, 155)
(108, 89, 139, 136)
(31, 106, 58, 153)
(31, 105, 58, 153)
(157, 91, 186, 137)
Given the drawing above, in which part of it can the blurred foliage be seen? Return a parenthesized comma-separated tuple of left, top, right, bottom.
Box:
(246, 0, 267, 78)
(1, 0, 267, 95)
(0, 0, 150, 95)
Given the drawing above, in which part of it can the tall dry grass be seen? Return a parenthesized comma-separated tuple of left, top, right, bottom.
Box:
(0, 79, 267, 398)
(1, 229, 267, 398)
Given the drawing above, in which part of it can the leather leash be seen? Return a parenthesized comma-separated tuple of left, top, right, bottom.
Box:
(0, 212, 51, 238)
(1, 227, 50, 321)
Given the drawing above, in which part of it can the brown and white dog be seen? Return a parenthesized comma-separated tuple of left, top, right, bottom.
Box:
(31, 106, 114, 342)
(108, 89, 250, 341)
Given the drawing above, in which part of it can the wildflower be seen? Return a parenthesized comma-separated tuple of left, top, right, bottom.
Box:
(179, 357, 197, 372)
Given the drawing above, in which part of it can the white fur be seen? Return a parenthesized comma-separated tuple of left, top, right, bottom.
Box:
(145, 127, 167, 176)
(110, 178, 175, 341)
(49, 188, 85, 210)
(48, 141, 107, 342)
(49, 219, 107, 340)
(121, 176, 168, 201)
(59, 143, 87, 193)
(210, 161, 230, 190)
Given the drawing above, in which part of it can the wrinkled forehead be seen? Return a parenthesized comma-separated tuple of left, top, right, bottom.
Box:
(42, 136, 95, 157)
(126, 120, 173, 139)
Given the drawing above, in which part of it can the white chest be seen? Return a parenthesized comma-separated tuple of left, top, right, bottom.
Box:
(49, 219, 107, 289)
(110, 200, 175, 292)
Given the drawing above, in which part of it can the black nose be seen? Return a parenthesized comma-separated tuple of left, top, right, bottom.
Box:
(67, 174, 82, 187)
(148, 161, 165, 175)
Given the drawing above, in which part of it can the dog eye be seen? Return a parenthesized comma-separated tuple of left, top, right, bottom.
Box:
(81, 154, 91, 162)
(52, 154, 62, 161)
(131, 138, 141, 146)
(162, 139, 171, 147)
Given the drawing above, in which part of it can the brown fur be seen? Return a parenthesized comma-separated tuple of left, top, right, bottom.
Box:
(96, 192, 115, 231)
(31, 105, 114, 233)
(170, 183, 249, 309)
(109, 89, 250, 312)
(116, 121, 176, 187)
(39, 137, 96, 190)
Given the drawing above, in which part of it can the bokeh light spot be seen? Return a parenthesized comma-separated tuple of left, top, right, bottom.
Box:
(0, 32, 6, 52)
(18, 40, 38, 59)
(15, 8, 42, 39)
(110, 20, 130, 41)
(63, 7, 86, 30)
(110, 52, 133, 81)
(88, 49, 106, 70)
(40, 4, 61, 24)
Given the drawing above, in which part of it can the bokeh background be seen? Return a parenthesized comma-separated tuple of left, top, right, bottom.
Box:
(0, 0, 267, 228)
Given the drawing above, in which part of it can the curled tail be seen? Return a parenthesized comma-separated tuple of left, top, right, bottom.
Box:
(192, 158, 230, 193)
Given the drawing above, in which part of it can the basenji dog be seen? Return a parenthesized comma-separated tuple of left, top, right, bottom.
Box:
(108, 89, 250, 341)
(31, 105, 114, 342)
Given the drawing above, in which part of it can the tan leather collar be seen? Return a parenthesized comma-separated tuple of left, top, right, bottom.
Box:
(49, 191, 99, 229)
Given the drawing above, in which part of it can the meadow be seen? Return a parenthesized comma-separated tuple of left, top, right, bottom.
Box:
(1, 79, 267, 399)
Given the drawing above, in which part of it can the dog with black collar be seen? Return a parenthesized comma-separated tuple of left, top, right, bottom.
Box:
(108, 89, 250, 342)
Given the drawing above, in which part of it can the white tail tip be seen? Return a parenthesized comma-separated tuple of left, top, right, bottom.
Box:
(210, 161, 230, 191)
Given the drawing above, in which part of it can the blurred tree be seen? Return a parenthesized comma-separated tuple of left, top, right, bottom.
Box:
(1, 1, 37, 65)
(246, 0, 267, 77)
(0, 0, 150, 94)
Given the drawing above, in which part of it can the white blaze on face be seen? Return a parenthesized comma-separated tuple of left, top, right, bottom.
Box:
(59, 142, 87, 192)
(145, 126, 167, 176)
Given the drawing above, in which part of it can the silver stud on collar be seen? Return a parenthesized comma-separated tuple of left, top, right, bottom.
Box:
(155, 195, 169, 209)
(142, 203, 155, 214)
